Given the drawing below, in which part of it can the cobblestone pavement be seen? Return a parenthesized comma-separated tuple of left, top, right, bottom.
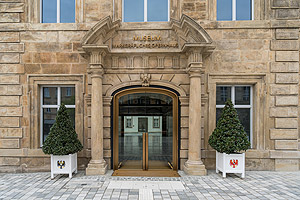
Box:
(1, 170, 300, 200)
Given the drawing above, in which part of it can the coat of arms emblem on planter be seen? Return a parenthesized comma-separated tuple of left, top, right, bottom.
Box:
(57, 160, 66, 169)
(230, 159, 238, 168)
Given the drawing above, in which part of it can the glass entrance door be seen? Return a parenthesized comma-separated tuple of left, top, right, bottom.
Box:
(114, 88, 178, 171)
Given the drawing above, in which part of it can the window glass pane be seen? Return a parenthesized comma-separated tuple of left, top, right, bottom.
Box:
(61, 87, 75, 105)
(217, 0, 232, 21)
(148, 0, 168, 22)
(60, 0, 75, 23)
(66, 108, 75, 128)
(124, 0, 144, 22)
(43, 87, 57, 105)
(235, 86, 251, 105)
(216, 86, 231, 105)
(236, 108, 251, 140)
(42, 0, 57, 23)
(236, 0, 252, 20)
(43, 108, 57, 142)
(216, 108, 223, 125)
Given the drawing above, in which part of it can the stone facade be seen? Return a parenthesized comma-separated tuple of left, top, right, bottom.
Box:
(0, 0, 299, 174)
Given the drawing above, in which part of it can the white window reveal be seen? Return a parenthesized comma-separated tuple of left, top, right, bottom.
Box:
(41, 0, 75, 23)
(123, 0, 169, 22)
(217, 0, 254, 21)
(40, 86, 75, 145)
(216, 86, 253, 145)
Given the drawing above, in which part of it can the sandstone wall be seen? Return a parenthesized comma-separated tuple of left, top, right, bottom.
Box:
(0, 0, 299, 172)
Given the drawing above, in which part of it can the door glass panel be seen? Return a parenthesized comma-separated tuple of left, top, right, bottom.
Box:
(118, 92, 174, 170)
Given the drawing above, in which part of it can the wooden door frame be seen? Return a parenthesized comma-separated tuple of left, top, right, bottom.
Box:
(113, 87, 179, 171)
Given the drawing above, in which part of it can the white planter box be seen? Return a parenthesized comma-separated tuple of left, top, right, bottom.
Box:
(216, 151, 245, 178)
(51, 153, 77, 179)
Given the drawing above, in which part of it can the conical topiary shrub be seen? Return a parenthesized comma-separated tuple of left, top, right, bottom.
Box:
(42, 104, 83, 155)
(208, 99, 250, 154)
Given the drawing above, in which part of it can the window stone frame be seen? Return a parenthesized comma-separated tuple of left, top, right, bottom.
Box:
(28, 0, 84, 23)
(207, 73, 267, 151)
(27, 74, 85, 149)
(208, 0, 266, 21)
(113, 0, 180, 21)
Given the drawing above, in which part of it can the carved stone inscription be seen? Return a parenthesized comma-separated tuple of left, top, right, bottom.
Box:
(112, 31, 179, 49)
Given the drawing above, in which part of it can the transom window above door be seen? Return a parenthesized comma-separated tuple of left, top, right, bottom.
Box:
(41, 0, 75, 23)
(123, 0, 169, 22)
(217, 0, 253, 21)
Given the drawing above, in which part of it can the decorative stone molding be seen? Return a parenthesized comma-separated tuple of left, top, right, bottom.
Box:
(140, 74, 151, 87)
(90, 65, 104, 79)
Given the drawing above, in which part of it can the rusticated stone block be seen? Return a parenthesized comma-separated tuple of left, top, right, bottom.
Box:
(275, 9, 299, 19)
(276, 96, 298, 106)
(0, 128, 22, 138)
(275, 51, 299, 62)
(0, 53, 19, 64)
(0, 107, 22, 116)
(271, 40, 299, 51)
(273, 0, 299, 8)
(276, 29, 299, 40)
(0, 13, 20, 23)
(24, 64, 41, 74)
(0, 3, 24, 12)
(0, 117, 19, 127)
(0, 75, 19, 84)
(33, 53, 56, 63)
(275, 140, 298, 150)
(0, 43, 23, 53)
(270, 107, 297, 117)
(270, 85, 298, 95)
(270, 150, 300, 158)
(0, 64, 23, 73)
(0, 139, 19, 148)
(0, 96, 19, 106)
(216, 40, 238, 50)
(239, 39, 266, 50)
(103, 138, 110, 149)
(6, 85, 22, 95)
(56, 53, 79, 63)
(270, 129, 298, 139)
(181, 139, 188, 149)
(275, 118, 297, 128)
(0, 32, 19, 43)
(0, 157, 20, 166)
(275, 159, 299, 171)
(270, 62, 299, 72)
(276, 73, 298, 84)
(41, 64, 70, 74)
(0, 85, 22, 95)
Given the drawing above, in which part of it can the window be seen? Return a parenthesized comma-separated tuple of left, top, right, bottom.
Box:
(217, 0, 253, 21)
(216, 86, 252, 144)
(41, 0, 75, 23)
(153, 116, 160, 128)
(126, 117, 133, 128)
(123, 0, 169, 22)
(41, 86, 75, 145)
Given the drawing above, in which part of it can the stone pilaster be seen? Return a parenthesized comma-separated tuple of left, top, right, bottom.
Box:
(86, 61, 108, 175)
(183, 60, 207, 175)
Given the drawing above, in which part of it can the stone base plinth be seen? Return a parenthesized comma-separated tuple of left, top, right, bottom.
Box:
(86, 161, 108, 175)
(183, 160, 207, 176)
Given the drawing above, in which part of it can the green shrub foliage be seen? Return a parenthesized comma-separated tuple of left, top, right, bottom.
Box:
(42, 104, 83, 155)
(208, 99, 250, 154)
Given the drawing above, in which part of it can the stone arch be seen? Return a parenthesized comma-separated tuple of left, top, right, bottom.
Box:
(105, 80, 187, 97)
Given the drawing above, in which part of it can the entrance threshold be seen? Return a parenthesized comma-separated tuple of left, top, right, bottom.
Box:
(112, 169, 180, 177)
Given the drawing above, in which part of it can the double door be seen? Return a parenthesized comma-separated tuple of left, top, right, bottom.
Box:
(113, 88, 178, 173)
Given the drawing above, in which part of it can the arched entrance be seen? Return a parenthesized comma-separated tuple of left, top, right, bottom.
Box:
(112, 87, 179, 176)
